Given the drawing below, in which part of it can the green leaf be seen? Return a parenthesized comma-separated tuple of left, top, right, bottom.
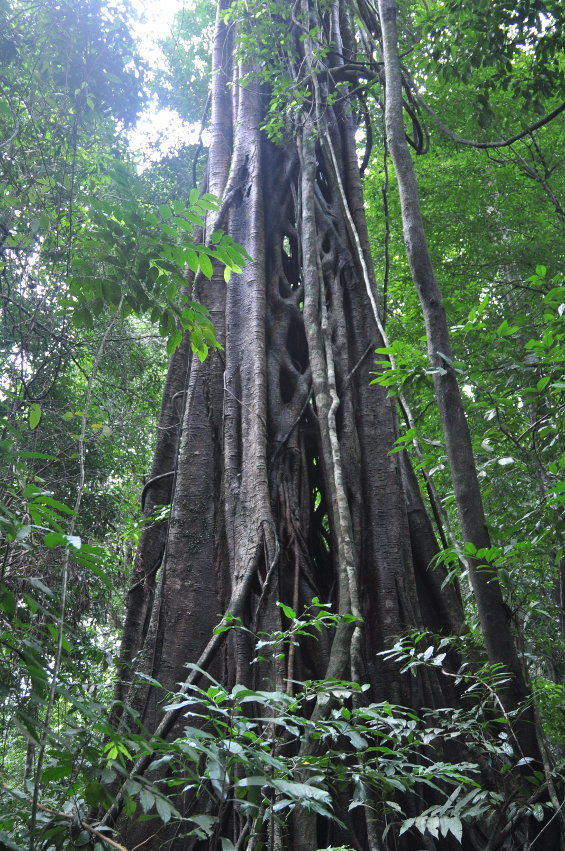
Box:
(198, 199, 220, 211)
(15, 524, 31, 541)
(42, 764, 70, 782)
(123, 792, 136, 817)
(84, 781, 115, 809)
(186, 211, 204, 227)
(28, 576, 53, 596)
(185, 247, 199, 273)
(139, 787, 155, 813)
(199, 253, 213, 279)
(29, 403, 41, 430)
(172, 216, 193, 233)
(272, 778, 330, 803)
(43, 531, 68, 549)
(279, 602, 296, 620)
(167, 329, 183, 354)
(346, 730, 368, 749)
(189, 814, 217, 836)
(0, 584, 16, 618)
(33, 495, 75, 514)
(235, 776, 266, 788)
(445, 817, 462, 843)
(155, 795, 172, 824)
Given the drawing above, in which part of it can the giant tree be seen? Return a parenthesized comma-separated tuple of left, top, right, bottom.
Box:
(107, 1, 564, 849)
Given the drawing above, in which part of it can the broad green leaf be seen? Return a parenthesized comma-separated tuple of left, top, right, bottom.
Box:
(43, 531, 68, 549)
(185, 247, 199, 272)
(123, 792, 136, 817)
(186, 211, 204, 227)
(28, 576, 53, 596)
(29, 403, 41, 430)
(189, 814, 217, 836)
(167, 329, 183, 354)
(279, 602, 296, 620)
(444, 817, 462, 843)
(235, 776, 266, 787)
(33, 495, 75, 514)
(139, 787, 155, 813)
(272, 778, 329, 803)
(199, 253, 213, 278)
(155, 795, 172, 824)
(42, 764, 70, 782)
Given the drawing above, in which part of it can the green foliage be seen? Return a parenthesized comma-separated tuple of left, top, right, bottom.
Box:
(69, 172, 249, 360)
(1, 0, 565, 847)
(156, 0, 216, 124)
(1, 604, 527, 849)
(418, 0, 565, 127)
(0, 4, 249, 847)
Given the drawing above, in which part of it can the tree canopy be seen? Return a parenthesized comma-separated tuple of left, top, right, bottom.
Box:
(1, 1, 564, 850)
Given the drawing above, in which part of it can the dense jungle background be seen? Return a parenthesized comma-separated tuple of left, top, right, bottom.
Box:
(1, 1, 565, 849)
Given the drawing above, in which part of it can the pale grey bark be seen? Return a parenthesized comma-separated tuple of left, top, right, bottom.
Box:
(377, 0, 540, 763)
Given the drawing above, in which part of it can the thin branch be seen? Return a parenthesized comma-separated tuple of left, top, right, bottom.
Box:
(140, 470, 174, 512)
(0, 116, 20, 148)
(412, 87, 565, 149)
(2, 781, 128, 851)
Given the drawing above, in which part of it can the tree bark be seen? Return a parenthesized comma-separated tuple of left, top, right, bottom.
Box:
(109, 2, 553, 848)
(377, 0, 549, 817)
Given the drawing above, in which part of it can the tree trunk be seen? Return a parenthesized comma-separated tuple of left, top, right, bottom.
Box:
(107, 2, 557, 849)
(376, 1, 562, 847)
(377, 0, 539, 757)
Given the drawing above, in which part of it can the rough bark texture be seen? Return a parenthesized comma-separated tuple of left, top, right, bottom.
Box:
(377, 0, 539, 756)
(377, 1, 561, 848)
(109, 2, 554, 849)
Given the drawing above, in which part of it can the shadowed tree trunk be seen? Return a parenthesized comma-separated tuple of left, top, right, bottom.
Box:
(106, 2, 559, 849)
(377, 0, 540, 762)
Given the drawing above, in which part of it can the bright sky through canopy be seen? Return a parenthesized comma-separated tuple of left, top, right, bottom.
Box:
(125, 0, 200, 169)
